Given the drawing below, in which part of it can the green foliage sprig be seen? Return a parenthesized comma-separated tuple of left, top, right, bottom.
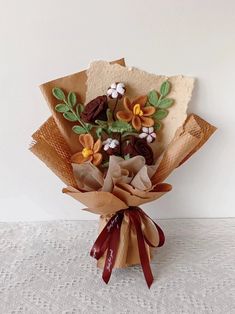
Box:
(52, 87, 92, 134)
(109, 120, 133, 133)
(147, 80, 174, 131)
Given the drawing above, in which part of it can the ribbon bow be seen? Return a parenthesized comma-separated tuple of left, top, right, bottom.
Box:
(90, 206, 165, 288)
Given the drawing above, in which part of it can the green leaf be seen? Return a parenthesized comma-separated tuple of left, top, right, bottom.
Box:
(55, 104, 69, 113)
(148, 90, 159, 106)
(154, 109, 168, 120)
(52, 87, 65, 100)
(63, 112, 77, 122)
(154, 121, 162, 131)
(110, 121, 133, 133)
(68, 92, 77, 107)
(95, 120, 108, 127)
(72, 125, 87, 134)
(78, 104, 84, 113)
(75, 104, 84, 118)
(158, 98, 174, 109)
(107, 127, 112, 135)
(85, 123, 93, 131)
(160, 81, 171, 97)
(96, 127, 103, 139)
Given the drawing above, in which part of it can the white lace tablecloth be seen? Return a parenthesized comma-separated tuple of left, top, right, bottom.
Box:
(0, 219, 234, 314)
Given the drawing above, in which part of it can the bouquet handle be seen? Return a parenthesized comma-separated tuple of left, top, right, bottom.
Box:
(90, 206, 165, 288)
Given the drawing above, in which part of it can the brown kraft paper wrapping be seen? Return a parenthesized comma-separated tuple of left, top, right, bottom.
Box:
(50, 113, 215, 269)
(30, 59, 216, 270)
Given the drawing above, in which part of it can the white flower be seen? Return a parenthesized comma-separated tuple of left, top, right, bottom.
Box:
(139, 127, 156, 143)
(107, 82, 125, 99)
(103, 138, 119, 151)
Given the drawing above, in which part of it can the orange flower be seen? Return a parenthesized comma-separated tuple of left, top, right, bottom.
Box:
(116, 96, 155, 131)
(71, 134, 102, 166)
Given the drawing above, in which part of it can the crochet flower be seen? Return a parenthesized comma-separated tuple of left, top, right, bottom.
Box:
(116, 96, 155, 131)
(107, 82, 126, 99)
(139, 127, 156, 143)
(103, 138, 119, 151)
(124, 136, 154, 165)
(71, 134, 102, 166)
(81, 95, 108, 123)
(103, 138, 120, 155)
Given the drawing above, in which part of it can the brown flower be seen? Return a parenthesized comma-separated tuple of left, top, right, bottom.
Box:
(81, 95, 108, 123)
(124, 136, 154, 165)
(116, 96, 155, 131)
(71, 134, 102, 166)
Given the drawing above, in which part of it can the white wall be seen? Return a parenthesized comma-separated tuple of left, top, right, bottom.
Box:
(0, 0, 234, 221)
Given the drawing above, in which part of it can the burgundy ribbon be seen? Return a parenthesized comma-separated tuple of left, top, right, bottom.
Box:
(90, 206, 165, 288)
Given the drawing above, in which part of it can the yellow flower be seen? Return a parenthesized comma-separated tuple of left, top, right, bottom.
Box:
(71, 134, 102, 166)
(116, 96, 155, 131)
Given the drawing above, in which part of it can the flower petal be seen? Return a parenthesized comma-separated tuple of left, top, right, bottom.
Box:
(111, 83, 116, 89)
(142, 127, 149, 133)
(93, 139, 102, 153)
(104, 143, 110, 151)
(123, 97, 133, 112)
(79, 134, 94, 149)
(140, 116, 155, 127)
(147, 135, 153, 143)
(133, 95, 147, 107)
(103, 138, 112, 145)
(92, 153, 102, 166)
(139, 132, 148, 139)
(78, 134, 86, 148)
(71, 152, 89, 164)
(116, 110, 133, 122)
(117, 82, 125, 88)
(132, 116, 142, 131)
(116, 84, 125, 94)
(151, 132, 156, 138)
(107, 88, 113, 96)
(112, 90, 119, 99)
(110, 140, 119, 148)
(142, 106, 155, 116)
(84, 134, 94, 149)
(118, 87, 125, 95)
(148, 127, 154, 133)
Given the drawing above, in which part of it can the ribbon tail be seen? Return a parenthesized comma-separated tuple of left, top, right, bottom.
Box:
(139, 208, 165, 247)
(90, 227, 110, 260)
(90, 214, 120, 260)
(131, 212, 154, 288)
(102, 216, 122, 284)
(153, 221, 165, 247)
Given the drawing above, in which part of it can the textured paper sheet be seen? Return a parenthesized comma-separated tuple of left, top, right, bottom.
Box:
(86, 61, 195, 154)
(39, 59, 125, 153)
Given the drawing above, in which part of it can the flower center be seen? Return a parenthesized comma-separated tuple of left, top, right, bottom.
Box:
(133, 104, 143, 116)
(82, 147, 93, 158)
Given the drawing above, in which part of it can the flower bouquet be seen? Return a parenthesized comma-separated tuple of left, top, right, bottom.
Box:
(30, 58, 216, 287)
